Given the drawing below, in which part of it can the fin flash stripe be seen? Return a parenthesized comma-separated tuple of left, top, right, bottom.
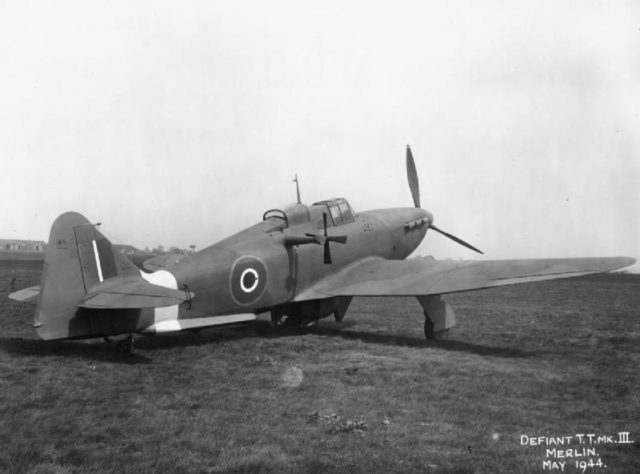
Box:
(92, 240, 104, 282)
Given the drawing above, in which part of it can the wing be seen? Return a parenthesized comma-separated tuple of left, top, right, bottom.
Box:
(295, 256, 636, 299)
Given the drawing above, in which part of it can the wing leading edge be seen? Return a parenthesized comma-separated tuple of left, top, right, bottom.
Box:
(295, 256, 636, 299)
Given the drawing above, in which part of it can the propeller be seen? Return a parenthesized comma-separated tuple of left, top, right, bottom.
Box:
(429, 224, 483, 254)
(406, 145, 483, 255)
(305, 212, 348, 264)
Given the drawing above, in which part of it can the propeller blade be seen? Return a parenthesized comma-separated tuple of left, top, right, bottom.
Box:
(304, 233, 324, 245)
(406, 145, 420, 208)
(430, 224, 484, 255)
(315, 212, 346, 264)
(285, 235, 320, 246)
(323, 241, 332, 264)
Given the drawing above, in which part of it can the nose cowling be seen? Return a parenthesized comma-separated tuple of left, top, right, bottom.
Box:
(375, 207, 432, 230)
(404, 145, 483, 255)
(368, 207, 432, 259)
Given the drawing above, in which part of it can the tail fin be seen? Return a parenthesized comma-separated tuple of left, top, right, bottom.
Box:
(35, 212, 139, 340)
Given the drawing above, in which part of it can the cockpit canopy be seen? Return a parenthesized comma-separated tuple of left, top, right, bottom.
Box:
(263, 198, 355, 229)
(311, 198, 355, 226)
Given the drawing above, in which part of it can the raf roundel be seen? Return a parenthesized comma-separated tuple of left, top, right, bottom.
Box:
(229, 256, 268, 306)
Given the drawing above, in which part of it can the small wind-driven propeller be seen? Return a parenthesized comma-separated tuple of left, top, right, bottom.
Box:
(406, 145, 483, 255)
(305, 212, 348, 264)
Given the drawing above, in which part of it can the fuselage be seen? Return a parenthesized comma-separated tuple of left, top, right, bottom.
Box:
(26, 201, 433, 341)
(168, 199, 431, 319)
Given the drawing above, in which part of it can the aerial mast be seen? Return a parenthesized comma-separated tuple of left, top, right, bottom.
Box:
(293, 174, 301, 204)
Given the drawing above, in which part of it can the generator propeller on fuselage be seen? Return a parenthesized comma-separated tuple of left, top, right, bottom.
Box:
(282, 212, 348, 264)
(406, 145, 483, 255)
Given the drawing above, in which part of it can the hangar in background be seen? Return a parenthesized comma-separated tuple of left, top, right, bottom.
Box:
(0, 239, 47, 252)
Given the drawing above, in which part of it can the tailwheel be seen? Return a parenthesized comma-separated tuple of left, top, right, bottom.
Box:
(117, 335, 135, 354)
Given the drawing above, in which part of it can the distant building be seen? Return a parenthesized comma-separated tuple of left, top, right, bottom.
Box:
(0, 239, 47, 252)
(0, 240, 144, 255)
(113, 244, 140, 255)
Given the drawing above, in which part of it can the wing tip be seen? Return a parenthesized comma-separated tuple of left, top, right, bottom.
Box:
(611, 256, 636, 271)
(8, 286, 41, 304)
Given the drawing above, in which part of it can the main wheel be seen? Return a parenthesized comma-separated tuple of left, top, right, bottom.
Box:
(270, 310, 284, 327)
(424, 316, 435, 340)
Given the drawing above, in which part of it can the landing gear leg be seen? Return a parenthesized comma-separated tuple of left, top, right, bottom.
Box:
(423, 312, 447, 341)
(118, 335, 134, 354)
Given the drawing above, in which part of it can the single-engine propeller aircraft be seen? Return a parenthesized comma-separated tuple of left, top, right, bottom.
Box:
(9, 147, 635, 352)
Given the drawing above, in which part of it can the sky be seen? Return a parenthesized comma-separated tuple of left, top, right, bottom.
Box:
(1, 1, 638, 271)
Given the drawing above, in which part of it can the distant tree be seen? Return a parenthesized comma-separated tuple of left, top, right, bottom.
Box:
(151, 245, 165, 255)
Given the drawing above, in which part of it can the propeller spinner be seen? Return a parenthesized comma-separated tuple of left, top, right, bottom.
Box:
(406, 145, 483, 255)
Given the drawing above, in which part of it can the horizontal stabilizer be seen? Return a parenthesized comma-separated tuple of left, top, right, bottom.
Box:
(81, 275, 194, 309)
(8, 286, 41, 304)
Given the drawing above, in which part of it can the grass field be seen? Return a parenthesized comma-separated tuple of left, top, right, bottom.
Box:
(1, 265, 639, 473)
